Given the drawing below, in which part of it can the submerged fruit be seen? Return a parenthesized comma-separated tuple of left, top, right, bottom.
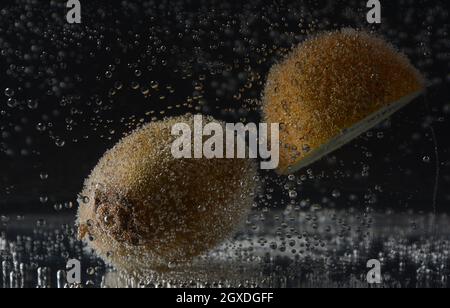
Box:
(263, 28, 425, 174)
(77, 115, 257, 273)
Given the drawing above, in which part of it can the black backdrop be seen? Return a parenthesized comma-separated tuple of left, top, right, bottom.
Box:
(0, 0, 449, 214)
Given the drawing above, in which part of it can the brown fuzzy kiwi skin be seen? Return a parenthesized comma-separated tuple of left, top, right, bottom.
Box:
(77, 115, 258, 274)
(262, 28, 425, 174)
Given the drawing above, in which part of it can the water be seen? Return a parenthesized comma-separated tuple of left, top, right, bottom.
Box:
(1, 209, 450, 288)
(1, 0, 450, 288)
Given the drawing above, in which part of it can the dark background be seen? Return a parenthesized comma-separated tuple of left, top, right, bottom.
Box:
(0, 0, 449, 214)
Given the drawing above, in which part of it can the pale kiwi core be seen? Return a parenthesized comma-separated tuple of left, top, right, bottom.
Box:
(263, 29, 425, 174)
(77, 115, 258, 273)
